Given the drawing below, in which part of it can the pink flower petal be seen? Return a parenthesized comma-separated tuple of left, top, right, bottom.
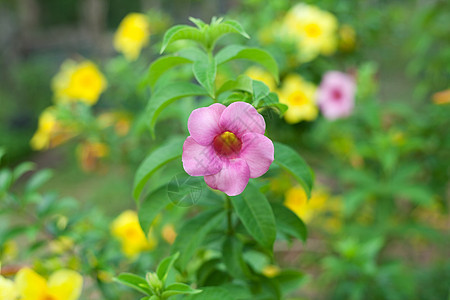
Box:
(317, 71, 356, 120)
(239, 133, 274, 178)
(219, 102, 265, 137)
(188, 103, 226, 145)
(204, 158, 250, 196)
(182, 136, 223, 176)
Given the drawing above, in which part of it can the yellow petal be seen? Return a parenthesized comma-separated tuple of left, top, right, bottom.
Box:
(0, 275, 18, 300)
(15, 268, 47, 300)
(47, 269, 83, 300)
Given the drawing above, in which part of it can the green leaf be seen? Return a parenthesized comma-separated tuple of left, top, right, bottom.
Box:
(255, 92, 288, 116)
(222, 236, 252, 279)
(147, 56, 192, 89)
(156, 252, 180, 282)
(231, 183, 276, 250)
(160, 25, 203, 54)
(216, 75, 253, 96)
(133, 137, 184, 200)
(114, 273, 152, 295)
(271, 203, 307, 243)
(138, 186, 171, 233)
(162, 283, 202, 298)
(206, 19, 250, 48)
(193, 56, 217, 97)
(273, 142, 314, 198)
(172, 209, 225, 269)
(184, 286, 234, 300)
(25, 169, 53, 193)
(13, 162, 35, 181)
(216, 47, 279, 82)
(252, 80, 270, 105)
(189, 17, 207, 29)
(178, 47, 207, 61)
(0, 148, 6, 164)
(146, 82, 208, 137)
(215, 45, 246, 65)
(274, 269, 305, 295)
(0, 169, 13, 193)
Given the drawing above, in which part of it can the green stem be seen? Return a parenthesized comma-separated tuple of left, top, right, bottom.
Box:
(226, 196, 233, 235)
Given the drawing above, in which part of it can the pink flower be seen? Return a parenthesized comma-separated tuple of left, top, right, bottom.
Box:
(317, 71, 356, 120)
(182, 102, 274, 196)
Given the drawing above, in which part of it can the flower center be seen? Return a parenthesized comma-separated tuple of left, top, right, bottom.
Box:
(288, 91, 308, 106)
(304, 23, 322, 38)
(331, 88, 342, 102)
(213, 131, 242, 157)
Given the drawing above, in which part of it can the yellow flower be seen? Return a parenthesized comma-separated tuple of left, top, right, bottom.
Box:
(0, 275, 18, 300)
(52, 60, 107, 106)
(339, 24, 356, 52)
(30, 107, 77, 151)
(15, 268, 82, 300)
(111, 210, 157, 258)
(114, 13, 150, 61)
(432, 89, 450, 105)
(50, 236, 74, 254)
(245, 66, 277, 91)
(284, 186, 327, 223)
(277, 74, 318, 123)
(76, 141, 109, 172)
(161, 224, 177, 245)
(1, 240, 18, 262)
(283, 4, 338, 62)
(262, 265, 280, 278)
(97, 111, 132, 136)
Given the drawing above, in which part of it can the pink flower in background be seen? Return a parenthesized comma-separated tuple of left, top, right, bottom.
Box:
(317, 71, 356, 120)
(182, 102, 274, 196)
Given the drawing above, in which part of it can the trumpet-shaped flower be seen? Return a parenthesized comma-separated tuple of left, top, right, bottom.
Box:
(76, 141, 109, 172)
(30, 107, 77, 151)
(0, 275, 17, 300)
(283, 4, 338, 62)
(111, 210, 156, 258)
(284, 186, 341, 231)
(277, 74, 318, 123)
(114, 13, 150, 61)
(317, 71, 356, 120)
(52, 60, 107, 106)
(182, 102, 274, 196)
(245, 66, 277, 91)
(161, 224, 177, 245)
(15, 268, 82, 300)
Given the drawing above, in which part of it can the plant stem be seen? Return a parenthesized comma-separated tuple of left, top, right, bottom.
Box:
(226, 196, 233, 235)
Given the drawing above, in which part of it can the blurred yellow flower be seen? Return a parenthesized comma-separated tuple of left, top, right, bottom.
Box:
(339, 24, 356, 52)
(262, 265, 280, 278)
(285, 186, 342, 232)
(283, 4, 338, 62)
(432, 89, 450, 105)
(50, 236, 74, 254)
(0, 275, 17, 300)
(1, 240, 18, 262)
(97, 111, 132, 137)
(284, 186, 325, 223)
(114, 13, 150, 61)
(245, 66, 277, 91)
(277, 74, 318, 123)
(162, 224, 177, 245)
(111, 210, 157, 258)
(15, 268, 82, 300)
(77, 141, 109, 172)
(30, 107, 77, 151)
(52, 60, 107, 106)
